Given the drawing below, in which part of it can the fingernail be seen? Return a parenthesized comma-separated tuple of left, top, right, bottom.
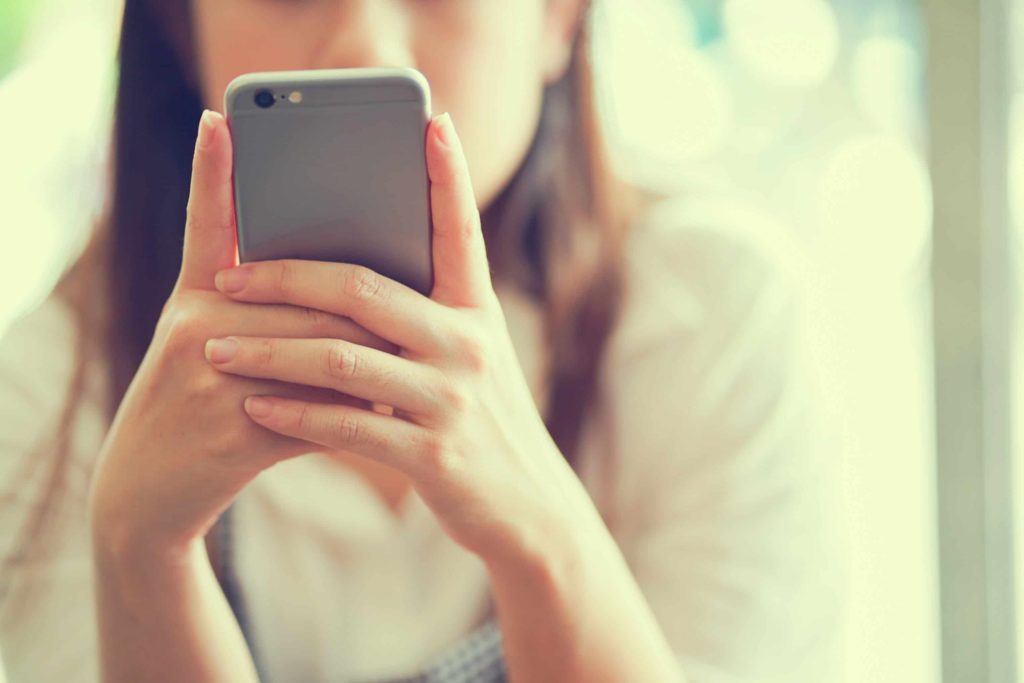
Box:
(435, 112, 456, 148)
(198, 109, 218, 150)
(215, 267, 248, 293)
(205, 337, 238, 364)
(245, 396, 273, 418)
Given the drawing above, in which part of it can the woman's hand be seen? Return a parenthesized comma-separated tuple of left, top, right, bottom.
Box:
(88, 110, 395, 563)
(203, 113, 596, 566)
(89, 110, 400, 683)
(202, 114, 684, 682)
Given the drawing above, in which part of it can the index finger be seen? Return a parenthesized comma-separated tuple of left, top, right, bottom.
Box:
(214, 260, 455, 355)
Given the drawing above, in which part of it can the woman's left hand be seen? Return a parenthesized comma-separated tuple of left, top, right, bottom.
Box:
(205, 112, 596, 567)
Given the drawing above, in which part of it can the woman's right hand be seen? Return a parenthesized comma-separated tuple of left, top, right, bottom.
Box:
(88, 109, 393, 563)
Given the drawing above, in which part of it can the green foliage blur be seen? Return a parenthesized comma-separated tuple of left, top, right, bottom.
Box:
(0, 0, 33, 78)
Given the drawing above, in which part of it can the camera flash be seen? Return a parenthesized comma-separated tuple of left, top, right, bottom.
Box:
(288, 90, 303, 104)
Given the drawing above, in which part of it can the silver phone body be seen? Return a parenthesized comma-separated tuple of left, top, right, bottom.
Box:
(224, 67, 434, 296)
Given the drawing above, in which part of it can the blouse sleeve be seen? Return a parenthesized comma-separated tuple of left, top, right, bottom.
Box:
(0, 295, 81, 563)
(589, 196, 846, 683)
(0, 295, 105, 683)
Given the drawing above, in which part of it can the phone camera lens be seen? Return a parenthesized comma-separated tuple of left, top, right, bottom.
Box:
(254, 90, 275, 109)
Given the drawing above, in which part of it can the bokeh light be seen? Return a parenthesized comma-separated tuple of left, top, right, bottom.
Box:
(593, 0, 732, 176)
(816, 134, 933, 275)
(723, 0, 841, 88)
(851, 35, 923, 139)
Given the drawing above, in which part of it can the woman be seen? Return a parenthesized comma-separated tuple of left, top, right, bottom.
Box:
(0, 0, 844, 681)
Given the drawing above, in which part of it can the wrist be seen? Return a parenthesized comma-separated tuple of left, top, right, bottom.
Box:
(92, 515, 204, 581)
(482, 489, 611, 596)
(89, 479, 209, 572)
(481, 503, 620, 681)
(484, 529, 584, 602)
(482, 501, 684, 683)
(484, 440, 615, 573)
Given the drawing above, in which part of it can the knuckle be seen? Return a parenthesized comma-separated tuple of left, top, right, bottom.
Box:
(332, 412, 362, 444)
(453, 329, 488, 374)
(274, 260, 296, 297)
(419, 433, 455, 476)
(162, 302, 207, 354)
(437, 377, 469, 413)
(191, 366, 229, 402)
(325, 341, 359, 382)
(302, 306, 335, 337)
(255, 338, 276, 369)
(343, 266, 386, 305)
(296, 402, 317, 434)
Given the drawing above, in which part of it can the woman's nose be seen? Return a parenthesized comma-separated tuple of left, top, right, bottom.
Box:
(314, 0, 413, 70)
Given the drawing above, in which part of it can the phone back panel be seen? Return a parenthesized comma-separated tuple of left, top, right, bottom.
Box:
(225, 69, 433, 295)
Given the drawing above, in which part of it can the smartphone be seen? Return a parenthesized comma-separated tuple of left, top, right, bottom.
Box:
(223, 67, 434, 296)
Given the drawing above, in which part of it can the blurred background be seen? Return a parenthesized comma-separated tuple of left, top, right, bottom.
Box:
(0, 0, 1017, 680)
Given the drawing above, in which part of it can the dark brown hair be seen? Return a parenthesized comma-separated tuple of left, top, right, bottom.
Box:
(5, 0, 646, 615)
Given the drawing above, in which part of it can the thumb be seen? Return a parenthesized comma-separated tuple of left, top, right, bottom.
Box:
(177, 109, 237, 291)
(425, 112, 495, 309)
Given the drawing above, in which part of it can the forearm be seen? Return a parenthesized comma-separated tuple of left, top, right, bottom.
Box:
(93, 536, 259, 683)
(484, 503, 685, 683)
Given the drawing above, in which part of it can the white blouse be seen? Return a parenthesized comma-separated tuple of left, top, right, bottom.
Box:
(0, 194, 846, 682)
